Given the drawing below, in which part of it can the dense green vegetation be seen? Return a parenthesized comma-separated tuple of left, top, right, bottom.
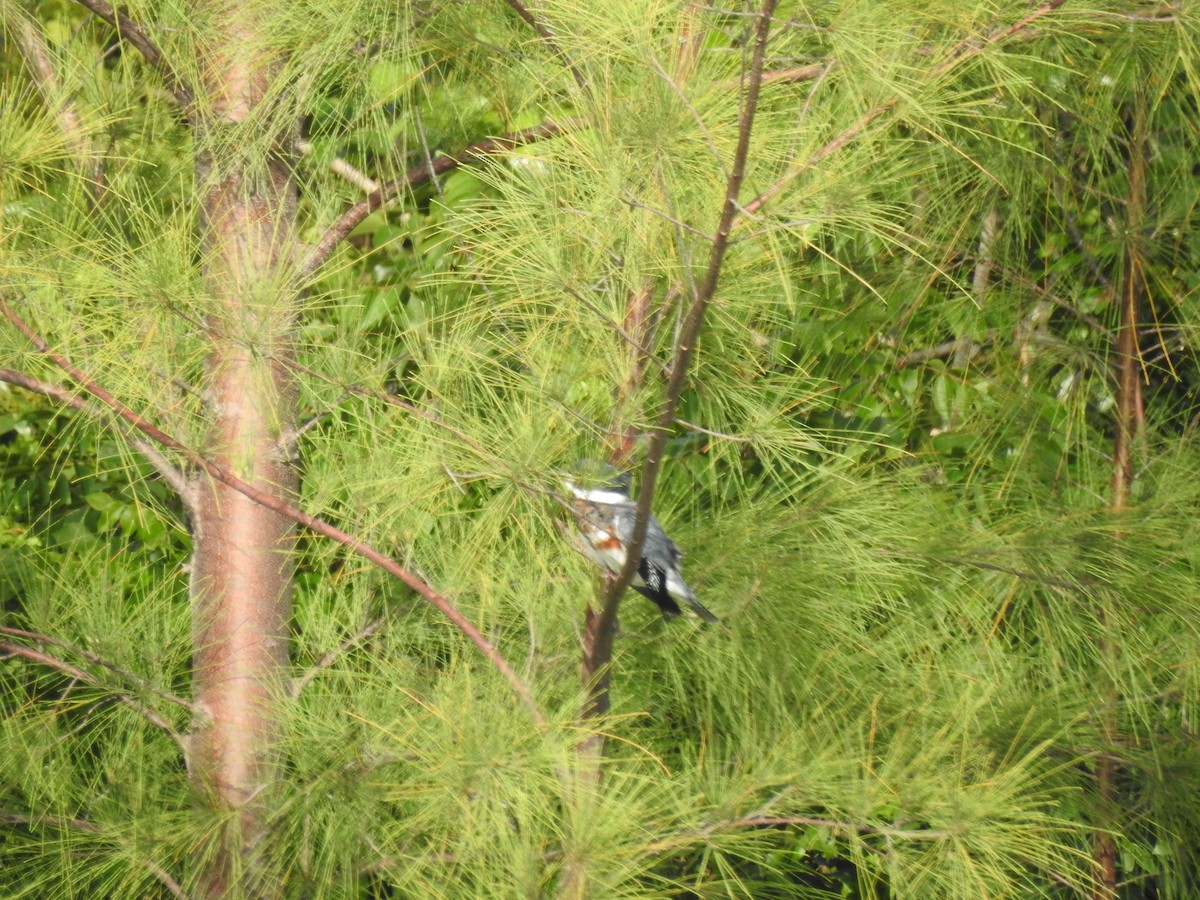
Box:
(2, 0, 1200, 896)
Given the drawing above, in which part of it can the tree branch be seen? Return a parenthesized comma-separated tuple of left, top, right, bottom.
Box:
(896, 333, 996, 368)
(503, 0, 556, 43)
(301, 121, 569, 279)
(502, 0, 588, 90)
(291, 615, 390, 698)
(9, 7, 102, 192)
(0, 298, 545, 727)
(0, 625, 195, 711)
(0, 639, 189, 758)
(297, 139, 379, 193)
(69, 0, 193, 107)
(999, 268, 1112, 336)
(0, 367, 89, 410)
(734, 814, 951, 842)
(583, 0, 778, 720)
(0, 367, 193, 509)
(278, 357, 492, 459)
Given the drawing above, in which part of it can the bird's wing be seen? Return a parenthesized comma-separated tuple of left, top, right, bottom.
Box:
(647, 515, 685, 565)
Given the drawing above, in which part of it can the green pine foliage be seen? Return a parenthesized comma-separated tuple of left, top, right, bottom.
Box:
(3, 0, 1200, 896)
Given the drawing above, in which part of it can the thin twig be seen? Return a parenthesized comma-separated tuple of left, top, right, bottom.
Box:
(0, 367, 89, 410)
(736, 814, 952, 842)
(502, 0, 588, 90)
(0, 625, 194, 711)
(878, 548, 1091, 592)
(0, 298, 545, 728)
(999, 268, 1112, 336)
(648, 791, 959, 859)
(896, 334, 996, 368)
(648, 54, 727, 176)
(278, 357, 492, 459)
(756, 62, 827, 87)
(619, 189, 718, 242)
(744, 106, 890, 215)
(10, 8, 102, 193)
(412, 107, 446, 202)
(675, 417, 756, 443)
(292, 616, 390, 698)
(563, 285, 670, 377)
(503, 0, 556, 42)
(297, 140, 379, 193)
(128, 437, 193, 507)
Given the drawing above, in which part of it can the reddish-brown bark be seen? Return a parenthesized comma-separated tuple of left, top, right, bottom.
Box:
(187, 7, 298, 894)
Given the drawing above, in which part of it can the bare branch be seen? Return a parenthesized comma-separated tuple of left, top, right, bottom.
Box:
(0, 298, 545, 727)
(297, 139, 379, 193)
(896, 334, 996, 368)
(675, 417, 756, 443)
(714, 60, 831, 97)
(129, 437, 194, 507)
(758, 62, 827, 87)
(943, 0, 1069, 65)
(972, 206, 1000, 302)
(652, 790, 962, 856)
(999, 268, 1112, 336)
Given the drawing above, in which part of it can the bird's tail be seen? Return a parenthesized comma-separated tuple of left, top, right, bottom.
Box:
(679, 585, 721, 624)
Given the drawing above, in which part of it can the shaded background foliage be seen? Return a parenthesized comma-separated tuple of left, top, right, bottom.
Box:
(3, 0, 1200, 897)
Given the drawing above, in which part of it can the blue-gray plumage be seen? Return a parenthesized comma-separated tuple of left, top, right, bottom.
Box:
(564, 470, 719, 623)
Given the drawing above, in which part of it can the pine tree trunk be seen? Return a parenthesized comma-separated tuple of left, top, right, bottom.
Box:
(187, 7, 298, 895)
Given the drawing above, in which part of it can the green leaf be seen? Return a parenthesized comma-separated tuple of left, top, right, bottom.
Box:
(84, 492, 119, 514)
(360, 288, 401, 331)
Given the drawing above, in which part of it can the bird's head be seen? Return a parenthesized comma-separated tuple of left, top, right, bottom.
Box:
(561, 460, 633, 505)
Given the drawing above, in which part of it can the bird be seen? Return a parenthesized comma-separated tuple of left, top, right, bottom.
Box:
(563, 467, 720, 623)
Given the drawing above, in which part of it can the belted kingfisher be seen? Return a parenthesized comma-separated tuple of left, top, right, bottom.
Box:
(564, 468, 720, 623)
